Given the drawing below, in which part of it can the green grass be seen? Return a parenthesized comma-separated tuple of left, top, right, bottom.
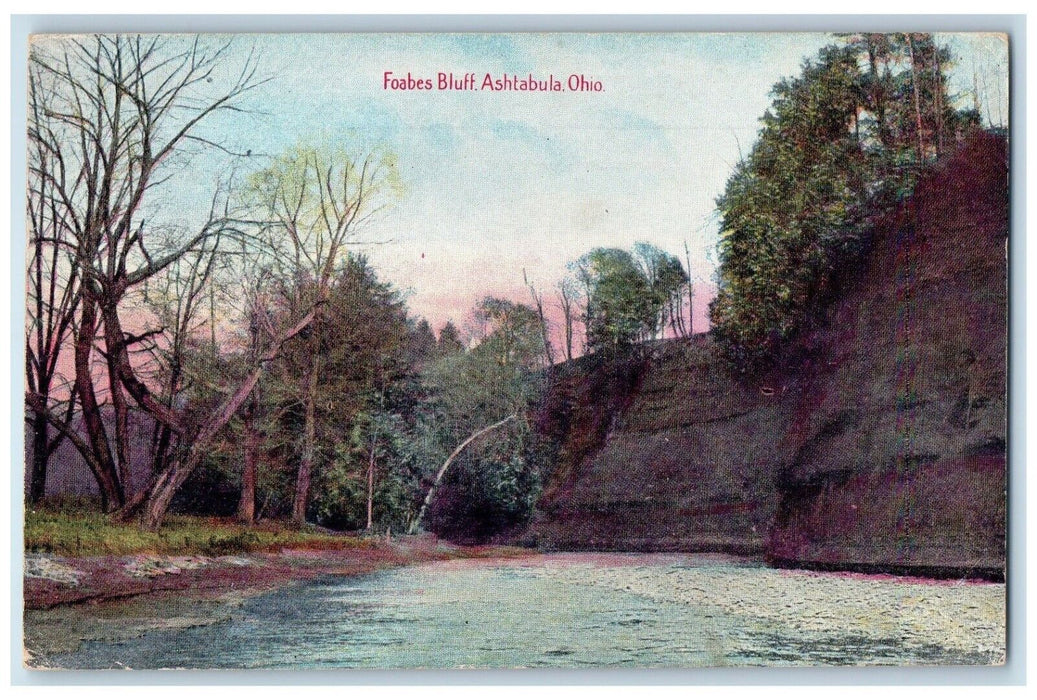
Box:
(25, 505, 370, 557)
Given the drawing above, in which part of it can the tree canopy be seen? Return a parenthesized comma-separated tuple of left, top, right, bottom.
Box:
(571, 243, 690, 355)
(709, 34, 982, 368)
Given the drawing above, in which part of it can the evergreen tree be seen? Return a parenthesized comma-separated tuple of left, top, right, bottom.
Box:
(436, 321, 465, 356)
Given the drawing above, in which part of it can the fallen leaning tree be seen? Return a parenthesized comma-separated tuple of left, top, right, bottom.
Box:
(408, 414, 517, 535)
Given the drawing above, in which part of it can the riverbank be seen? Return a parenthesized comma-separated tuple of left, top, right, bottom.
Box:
(27, 537, 527, 610)
(24, 507, 530, 610)
(24, 535, 530, 667)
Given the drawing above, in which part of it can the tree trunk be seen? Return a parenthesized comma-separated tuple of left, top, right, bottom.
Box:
(292, 365, 319, 525)
(907, 35, 926, 163)
(104, 318, 133, 495)
(687, 282, 694, 337)
(28, 412, 49, 505)
(237, 309, 262, 524)
(74, 295, 124, 511)
(866, 38, 889, 149)
(684, 241, 694, 337)
(141, 445, 208, 530)
(102, 300, 183, 434)
(677, 288, 688, 337)
(150, 362, 181, 475)
(409, 415, 516, 535)
(933, 49, 944, 156)
(237, 398, 258, 523)
(152, 424, 173, 475)
(366, 434, 376, 531)
(559, 290, 574, 362)
(525, 273, 554, 367)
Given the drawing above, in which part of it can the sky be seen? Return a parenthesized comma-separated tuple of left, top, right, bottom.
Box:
(101, 32, 1010, 344)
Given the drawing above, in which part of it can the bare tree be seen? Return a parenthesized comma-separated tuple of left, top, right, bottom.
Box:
(140, 229, 228, 481)
(231, 250, 280, 524)
(684, 240, 695, 337)
(569, 258, 597, 354)
(523, 268, 555, 367)
(249, 145, 398, 525)
(25, 35, 328, 528)
(25, 61, 81, 504)
(905, 34, 926, 163)
(556, 276, 578, 362)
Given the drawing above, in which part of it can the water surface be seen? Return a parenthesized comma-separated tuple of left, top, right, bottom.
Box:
(42, 553, 1005, 669)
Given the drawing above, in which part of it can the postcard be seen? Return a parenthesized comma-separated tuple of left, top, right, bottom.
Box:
(22, 30, 1009, 669)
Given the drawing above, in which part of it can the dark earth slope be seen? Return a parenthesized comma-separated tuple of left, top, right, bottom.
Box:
(529, 133, 1007, 578)
(531, 338, 795, 554)
(767, 132, 1007, 578)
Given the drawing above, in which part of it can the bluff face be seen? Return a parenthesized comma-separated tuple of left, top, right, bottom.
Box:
(529, 134, 1007, 578)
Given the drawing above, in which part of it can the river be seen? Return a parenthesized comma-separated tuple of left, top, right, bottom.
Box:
(37, 553, 1005, 669)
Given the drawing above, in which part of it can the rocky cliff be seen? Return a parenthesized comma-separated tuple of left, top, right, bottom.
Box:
(529, 133, 1008, 579)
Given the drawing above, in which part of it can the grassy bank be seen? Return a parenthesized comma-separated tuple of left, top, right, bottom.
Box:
(25, 505, 369, 557)
(24, 505, 533, 614)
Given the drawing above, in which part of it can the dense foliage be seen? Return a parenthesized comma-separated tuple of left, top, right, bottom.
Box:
(171, 277, 552, 541)
(710, 34, 982, 368)
(175, 255, 424, 530)
(419, 298, 549, 540)
(571, 242, 690, 355)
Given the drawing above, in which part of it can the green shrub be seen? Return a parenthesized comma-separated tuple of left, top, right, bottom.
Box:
(202, 531, 263, 556)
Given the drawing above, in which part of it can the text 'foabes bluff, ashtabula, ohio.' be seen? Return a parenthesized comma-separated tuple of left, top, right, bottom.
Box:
(383, 71, 604, 92)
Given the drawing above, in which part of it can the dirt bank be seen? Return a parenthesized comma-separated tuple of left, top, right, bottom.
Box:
(24, 537, 528, 611)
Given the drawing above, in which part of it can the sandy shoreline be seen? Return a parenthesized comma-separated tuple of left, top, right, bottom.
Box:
(528, 555, 1007, 663)
(23, 537, 530, 665)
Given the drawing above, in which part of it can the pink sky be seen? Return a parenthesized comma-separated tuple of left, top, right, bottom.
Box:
(387, 242, 716, 349)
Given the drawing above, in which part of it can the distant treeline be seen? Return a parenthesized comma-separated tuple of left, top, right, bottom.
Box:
(710, 33, 987, 368)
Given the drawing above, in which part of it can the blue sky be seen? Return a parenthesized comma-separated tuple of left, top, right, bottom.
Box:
(72, 32, 1010, 337)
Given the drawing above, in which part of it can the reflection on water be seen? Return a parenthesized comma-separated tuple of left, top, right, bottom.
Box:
(45, 554, 1003, 669)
